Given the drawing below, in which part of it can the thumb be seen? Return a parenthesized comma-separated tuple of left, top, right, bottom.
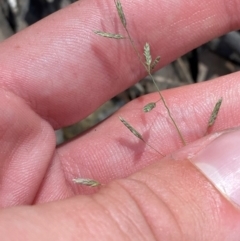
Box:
(125, 127, 240, 240)
(0, 128, 240, 240)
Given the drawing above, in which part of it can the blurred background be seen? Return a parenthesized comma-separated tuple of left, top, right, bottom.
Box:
(1, 0, 240, 145)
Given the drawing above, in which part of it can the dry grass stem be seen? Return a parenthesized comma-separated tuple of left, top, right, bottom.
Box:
(141, 43, 185, 143)
(94, 0, 186, 160)
(93, 0, 186, 146)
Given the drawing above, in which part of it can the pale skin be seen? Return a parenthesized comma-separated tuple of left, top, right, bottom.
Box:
(0, 0, 240, 240)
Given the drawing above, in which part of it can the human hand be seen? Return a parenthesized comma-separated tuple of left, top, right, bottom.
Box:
(0, 0, 240, 240)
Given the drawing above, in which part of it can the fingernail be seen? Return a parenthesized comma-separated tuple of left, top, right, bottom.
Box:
(189, 128, 240, 206)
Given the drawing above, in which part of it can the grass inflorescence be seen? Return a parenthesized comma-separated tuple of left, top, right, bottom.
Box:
(73, 0, 223, 187)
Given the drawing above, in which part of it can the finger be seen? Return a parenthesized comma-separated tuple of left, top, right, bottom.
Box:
(0, 0, 239, 128)
(2, 129, 240, 240)
(35, 72, 240, 201)
(0, 90, 55, 207)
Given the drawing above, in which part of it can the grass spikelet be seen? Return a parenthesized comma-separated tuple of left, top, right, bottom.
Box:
(208, 98, 223, 127)
(119, 116, 144, 141)
(143, 102, 156, 112)
(72, 178, 101, 187)
(93, 30, 125, 39)
(144, 43, 152, 68)
(151, 56, 161, 70)
(114, 0, 127, 28)
(119, 116, 164, 156)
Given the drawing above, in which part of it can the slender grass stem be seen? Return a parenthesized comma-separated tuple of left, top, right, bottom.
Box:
(144, 141, 164, 156)
(148, 73, 186, 145)
(125, 28, 146, 68)
(123, 23, 186, 146)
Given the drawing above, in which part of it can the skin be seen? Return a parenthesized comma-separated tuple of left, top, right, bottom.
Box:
(0, 0, 240, 239)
